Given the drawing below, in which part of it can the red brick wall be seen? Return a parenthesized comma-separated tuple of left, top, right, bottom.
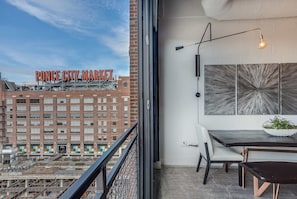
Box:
(129, 0, 138, 123)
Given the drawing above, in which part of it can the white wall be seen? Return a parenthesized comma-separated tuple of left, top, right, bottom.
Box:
(159, 0, 297, 166)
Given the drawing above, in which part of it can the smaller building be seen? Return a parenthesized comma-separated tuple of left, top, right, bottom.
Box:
(1, 147, 17, 164)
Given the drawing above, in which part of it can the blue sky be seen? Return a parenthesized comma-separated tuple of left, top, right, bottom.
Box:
(0, 0, 129, 84)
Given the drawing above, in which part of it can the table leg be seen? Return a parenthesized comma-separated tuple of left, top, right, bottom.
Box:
(253, 176, 271, 197)
(273, 183, 280, 199)
(238, 164, 242, 187)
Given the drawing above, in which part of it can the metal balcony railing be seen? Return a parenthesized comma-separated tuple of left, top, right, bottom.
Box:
(58, 122, 138, 199)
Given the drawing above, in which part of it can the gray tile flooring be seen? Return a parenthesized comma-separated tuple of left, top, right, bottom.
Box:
(154, 166, 297, 199)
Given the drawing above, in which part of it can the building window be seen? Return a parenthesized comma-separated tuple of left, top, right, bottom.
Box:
(111, 112, 117, 118)
(112, 121, 117, 126)
(124, 113, 129, 118)
(124, 106, 128, 111)
(84, 98, 94, 103)
(6, 121, 12, 126)
(58, 135, 67, 140)
(17, 128, 26, 133)
(44, 105, 53, 111)
(44, 128, 54, 133)
(16, 99, 26, 103)
(57, 98, 66, 103)
(112, 97, 117, 103)
(16, 105, 26, 111)
(17, 135, 27, 141)
(70, 113, 80, 118)
(6, 106, 13, 112)
(44, 121, 53, 126)
(113, 128, 117, 133)
(57, 121, 67, 126)
(102, 98, 107, 103)
(84, 121, 93, 126)
(57, 105, 66, 111)
(30, 99, 40, 103)
(84, 128, 94, 134)
(124, 121, 128, 126)
(112, 105, 116, 111)
(6, 98, 12, 104)
(70, 98, 80, 103)
(124, 97, 129, 102)
(84, 135, 94, 141)
(44, 98, 53, 104)
(57, 113, 66, 118)
(31, 128, 40, 134)
(84, 105, 94, 111)
(30, 120, 40, 126)
(30, 114, 40, 119)
(6, 114, 13, 119)
(98, 98, 102, 103)
(113, 136, 117, 140)
(44, 135, 53, 140)
(71, 121, 80, 126)
(70, 136, 80, 141)
(57, 128, 67, 133)
(71, 128, 80, 133)
(123, 82, 128, 87)
(44, 113, 53, 119)
(6, 128, 13, 133)
(17, 121, 26, 126)
(84, 112, 93, 118)
(30, 106, 40, 111)
(103, 121, 107, 126)
(16, 114, 26, 119)
(31, 135, 40, 140)
(98, 112, 107, 118)
(70, 105, 80, 111)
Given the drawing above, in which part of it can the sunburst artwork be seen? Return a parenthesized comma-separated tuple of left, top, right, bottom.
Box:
(237, 64, 279, 115)
(204, 65, 236, 115)
(281, 63, 297, 114)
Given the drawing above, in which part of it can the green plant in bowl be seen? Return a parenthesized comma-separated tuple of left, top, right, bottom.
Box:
(263, 116, 297, 129)
(263, 116, 297, 136)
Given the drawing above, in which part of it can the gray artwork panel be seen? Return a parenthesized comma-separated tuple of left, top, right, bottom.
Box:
(237, 64, 279, 115)
(205, 65, 236, 115)
(281, 63, 297, 114)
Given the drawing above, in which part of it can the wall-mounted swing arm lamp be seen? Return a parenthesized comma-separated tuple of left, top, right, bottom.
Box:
(175, 22, 267, 77)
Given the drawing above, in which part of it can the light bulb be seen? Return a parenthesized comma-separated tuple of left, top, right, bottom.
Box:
(258, 34, 267, 49)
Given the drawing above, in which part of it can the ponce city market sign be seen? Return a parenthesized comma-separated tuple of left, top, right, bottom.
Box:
(35, 69, 113, 82)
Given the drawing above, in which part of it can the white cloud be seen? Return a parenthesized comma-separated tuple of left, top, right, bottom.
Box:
(100, 26, 130, 57)
(5, 0, 130, 57)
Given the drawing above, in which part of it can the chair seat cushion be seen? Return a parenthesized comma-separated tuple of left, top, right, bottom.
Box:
(212, 146, 243, 161)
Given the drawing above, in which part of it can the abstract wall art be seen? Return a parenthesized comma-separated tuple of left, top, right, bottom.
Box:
(204, 65, 236, 115)
(281, 63, 297, 114)
(237, 64, 279, 115)
(204, 63, 297, 115)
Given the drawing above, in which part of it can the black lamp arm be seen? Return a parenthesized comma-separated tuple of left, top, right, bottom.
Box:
(197, 22, 212, 55)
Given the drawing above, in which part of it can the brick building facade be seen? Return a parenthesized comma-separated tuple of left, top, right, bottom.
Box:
(129, 0, 138, 123)
(0, 76, 130, 157)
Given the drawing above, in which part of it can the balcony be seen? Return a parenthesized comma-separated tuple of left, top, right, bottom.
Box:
(58, 122, 297, 198)
(59, 123, 138, 198)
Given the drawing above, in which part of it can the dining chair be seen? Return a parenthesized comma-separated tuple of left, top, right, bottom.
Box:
(196, 124, 243, 184)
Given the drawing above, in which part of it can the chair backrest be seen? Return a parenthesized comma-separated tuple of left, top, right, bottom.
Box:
(196, 124, 214, 159)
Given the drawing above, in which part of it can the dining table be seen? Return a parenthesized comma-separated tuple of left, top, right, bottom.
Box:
(209, 130, 297, 147)
(208, 130, 297, 188)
